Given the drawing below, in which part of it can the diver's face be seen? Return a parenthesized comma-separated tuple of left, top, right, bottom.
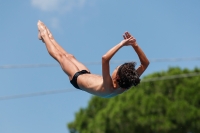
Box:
(111, 65, 128, 90)
(111, 66, 120, 88)
(111, 66, 120, 80)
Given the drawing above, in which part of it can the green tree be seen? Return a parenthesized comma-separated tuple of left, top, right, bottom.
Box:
(67, 67, 200, 133)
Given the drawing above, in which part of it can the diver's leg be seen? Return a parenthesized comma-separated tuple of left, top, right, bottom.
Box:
(39, 21, 90, 72)
(38, 20, 79, 80)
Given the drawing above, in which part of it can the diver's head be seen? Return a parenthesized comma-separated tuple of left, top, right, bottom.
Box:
(112, 62, 140, 89)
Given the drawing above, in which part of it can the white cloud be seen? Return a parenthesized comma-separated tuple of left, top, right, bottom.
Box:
(32, 0, 96, 30)
(31, 0, 89, 12)
(31, 0, 63, 12)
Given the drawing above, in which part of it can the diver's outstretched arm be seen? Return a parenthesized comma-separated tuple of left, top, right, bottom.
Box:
(102, 35, 134, 89)
(124, 32, 150, 77)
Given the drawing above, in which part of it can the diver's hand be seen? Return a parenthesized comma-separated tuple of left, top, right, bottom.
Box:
(122, 32, 137, 46)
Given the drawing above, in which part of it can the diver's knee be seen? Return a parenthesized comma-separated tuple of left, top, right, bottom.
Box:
(66, 54, 76, 60)
(51, 52, 66, 63)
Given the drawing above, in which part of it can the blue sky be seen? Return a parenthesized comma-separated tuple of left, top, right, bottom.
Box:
(0, 1, 200, 133)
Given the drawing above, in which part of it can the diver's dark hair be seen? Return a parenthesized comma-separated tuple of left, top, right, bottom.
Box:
(116, 62, 140, 89)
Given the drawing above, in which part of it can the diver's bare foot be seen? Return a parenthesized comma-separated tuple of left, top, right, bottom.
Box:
(37, 20, 48, 43)
(46, 27, 54, 40)
(37, 20, 54, 41)
(38, 31, 44, 43)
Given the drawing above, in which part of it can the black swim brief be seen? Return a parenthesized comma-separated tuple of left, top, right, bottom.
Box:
(70, 70, 90, 89)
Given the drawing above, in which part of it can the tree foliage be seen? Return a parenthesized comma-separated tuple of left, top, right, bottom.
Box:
(67, 67, 200, 133)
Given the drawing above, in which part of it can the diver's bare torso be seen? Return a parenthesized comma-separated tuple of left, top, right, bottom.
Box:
(77, 74, 125, 98)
